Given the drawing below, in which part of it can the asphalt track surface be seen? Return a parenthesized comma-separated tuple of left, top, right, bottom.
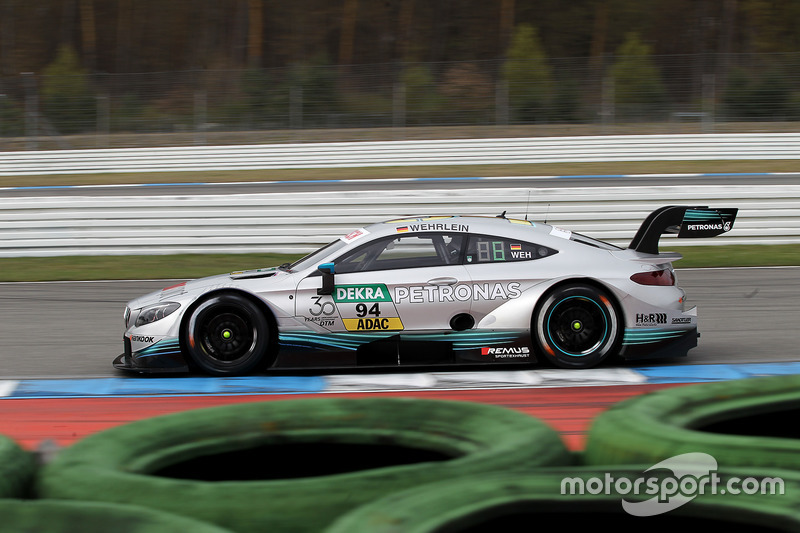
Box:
(1, 267, 798, 379)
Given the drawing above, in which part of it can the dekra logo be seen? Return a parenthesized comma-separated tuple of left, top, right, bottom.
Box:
(334, 284, 392, 302)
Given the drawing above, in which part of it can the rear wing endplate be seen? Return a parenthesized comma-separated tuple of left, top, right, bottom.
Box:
(628, 206, 738, 254)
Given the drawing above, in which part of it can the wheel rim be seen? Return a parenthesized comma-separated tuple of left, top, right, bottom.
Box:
(198, 306, 257, 364)
(545, 295, 609, 357)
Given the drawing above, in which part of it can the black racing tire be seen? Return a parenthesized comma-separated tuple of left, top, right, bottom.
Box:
(324, 468, 800, 533)
(584, 374, 800, 470)
(36, 397, 573, 533)
(0, 433, 35, 498)
(184, 292, 271, 376)
(533, 283, 621, 369)
(0, 500, 233, 533)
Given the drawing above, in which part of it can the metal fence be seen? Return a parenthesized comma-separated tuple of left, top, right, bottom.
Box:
(1, 184, 797, 257)
(1, 53, 800, 150)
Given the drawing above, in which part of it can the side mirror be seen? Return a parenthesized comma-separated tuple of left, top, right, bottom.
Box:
(317, 262, 335, 295)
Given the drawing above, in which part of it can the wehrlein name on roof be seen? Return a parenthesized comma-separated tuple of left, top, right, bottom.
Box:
(406, 223, 469, 232)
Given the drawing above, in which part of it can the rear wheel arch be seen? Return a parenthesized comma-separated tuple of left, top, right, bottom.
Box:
(532, 278, 623, 320)
(531, 278, 623, 369)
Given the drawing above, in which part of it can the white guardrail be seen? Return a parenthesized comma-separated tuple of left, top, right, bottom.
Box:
(1, 185, 798, 257)
(1, 133, 798, 257)
(1, 133, 800, 175)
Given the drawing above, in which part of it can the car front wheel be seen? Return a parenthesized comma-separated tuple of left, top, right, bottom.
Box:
(184, 293, 270, 376)
(533, 284, 621, 369)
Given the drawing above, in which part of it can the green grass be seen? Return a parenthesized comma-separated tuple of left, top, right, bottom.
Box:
(663, 244, 800, 268)
(0, 254, 300, 282)
(1, 245, 797, 282)
(2, 159, 799, 188)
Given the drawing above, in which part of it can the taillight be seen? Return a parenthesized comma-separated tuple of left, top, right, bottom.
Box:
(630, 269, 675, 286)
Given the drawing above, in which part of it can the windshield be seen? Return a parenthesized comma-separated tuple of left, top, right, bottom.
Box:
(287, 239, 349, 272)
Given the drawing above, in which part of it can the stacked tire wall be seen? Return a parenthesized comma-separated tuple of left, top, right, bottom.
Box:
(583, 374, 800, 469)
(36, 397, 574, 533)
(0, 433, 35, 498)
(0, 501, 235, 533)
(324, 468, 800, 532)
(9, 376, 800, 531)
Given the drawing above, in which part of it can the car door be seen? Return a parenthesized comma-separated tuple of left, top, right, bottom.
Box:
(295, 232, 470, 336)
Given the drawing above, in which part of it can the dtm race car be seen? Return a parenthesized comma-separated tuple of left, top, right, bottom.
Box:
(114, 205, 737, 376)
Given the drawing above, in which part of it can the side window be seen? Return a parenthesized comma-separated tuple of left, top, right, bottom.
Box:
(466, 235, 557, 264)
(336, 233, 465, 273)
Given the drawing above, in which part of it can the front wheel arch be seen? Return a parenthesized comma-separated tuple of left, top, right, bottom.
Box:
(180, 289, 278, 375)
(531, 279, 623, 369)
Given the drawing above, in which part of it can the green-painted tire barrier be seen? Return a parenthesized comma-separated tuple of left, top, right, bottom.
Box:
(0, 499, 233, 533)
(325, 468, 800, 533)
(585, 374, 800, 469)
(38, 397, 572, 533)
(0, 434, 36, 498)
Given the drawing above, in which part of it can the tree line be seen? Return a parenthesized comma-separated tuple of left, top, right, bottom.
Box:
(1, 0, 798, 75)
(0, 0, 798, 138)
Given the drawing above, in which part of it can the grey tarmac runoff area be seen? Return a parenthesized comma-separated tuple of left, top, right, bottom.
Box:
(0, 267, 798, 379)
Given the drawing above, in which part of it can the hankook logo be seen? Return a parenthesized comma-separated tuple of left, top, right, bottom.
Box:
(130, 335, 155, 343)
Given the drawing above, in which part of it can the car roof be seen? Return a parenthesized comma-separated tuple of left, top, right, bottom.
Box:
(359, 215, 557, 241)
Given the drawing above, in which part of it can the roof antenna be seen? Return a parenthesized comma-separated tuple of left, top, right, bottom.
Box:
(525, 191, 531, 221)
(496, 210, 507, 219)
(544, 203, 551, 224)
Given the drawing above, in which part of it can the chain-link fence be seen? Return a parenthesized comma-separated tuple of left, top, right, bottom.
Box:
(1, 53, 799, 150)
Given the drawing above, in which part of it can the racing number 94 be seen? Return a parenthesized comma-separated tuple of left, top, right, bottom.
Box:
(355, 303, 381, 317)
(308, 298, 382, 317)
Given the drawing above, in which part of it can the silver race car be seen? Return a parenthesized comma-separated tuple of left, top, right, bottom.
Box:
(114, 205, 737, 375)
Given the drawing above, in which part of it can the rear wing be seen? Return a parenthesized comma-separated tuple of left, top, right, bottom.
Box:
(628, 206, 738, 254)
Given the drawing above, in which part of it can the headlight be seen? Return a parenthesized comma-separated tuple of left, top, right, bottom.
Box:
(135, 302, 180, 327)
(124, 307, 131, 327)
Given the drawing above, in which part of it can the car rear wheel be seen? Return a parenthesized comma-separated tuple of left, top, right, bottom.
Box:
(184, 293, 270, 376)
(533, 284, 621, 369)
